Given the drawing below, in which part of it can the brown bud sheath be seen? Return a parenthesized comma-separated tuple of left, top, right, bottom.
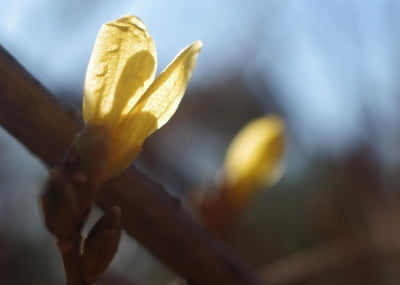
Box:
(81, 206, 122, 283)
(41, 170, 80, 239)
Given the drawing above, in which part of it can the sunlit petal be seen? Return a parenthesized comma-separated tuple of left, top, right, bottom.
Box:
(104, 41, 202, 178)
(131, 40, 202, 131)
(83, 15, 157, 127)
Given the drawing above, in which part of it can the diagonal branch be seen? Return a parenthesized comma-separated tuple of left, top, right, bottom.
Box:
(0, 44, 264, 285)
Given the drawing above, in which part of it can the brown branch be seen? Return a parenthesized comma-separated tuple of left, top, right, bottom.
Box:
(58, 236, 88, 285)
(0, 45, 264, 285)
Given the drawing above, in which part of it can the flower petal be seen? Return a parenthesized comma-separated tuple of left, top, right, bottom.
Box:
(103, 41, 202, 178)
(104, 111, 157, 179)
(83, 15, 157, 127)
(131, 40, 202, 131)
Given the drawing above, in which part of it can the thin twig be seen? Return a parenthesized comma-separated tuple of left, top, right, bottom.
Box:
(58, 236, 87, 285)
(0, 45, 264, 285)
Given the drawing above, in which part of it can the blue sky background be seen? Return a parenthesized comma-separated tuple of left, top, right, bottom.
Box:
(1, 0, 399, 159)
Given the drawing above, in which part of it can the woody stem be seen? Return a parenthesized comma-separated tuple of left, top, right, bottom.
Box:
(58, 235, 88, 285)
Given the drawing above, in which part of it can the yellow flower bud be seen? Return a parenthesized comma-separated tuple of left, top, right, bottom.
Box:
(197, 115, 285, 237)
(82, 15, 202, 179)
(223, 115, 285, 206)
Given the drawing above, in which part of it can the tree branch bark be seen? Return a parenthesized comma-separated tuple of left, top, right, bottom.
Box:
(0, 45, 264, 285)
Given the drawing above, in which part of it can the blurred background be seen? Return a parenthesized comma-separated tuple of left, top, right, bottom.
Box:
(1, 0, 400, 284)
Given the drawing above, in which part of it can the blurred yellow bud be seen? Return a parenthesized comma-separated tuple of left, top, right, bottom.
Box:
(82, 15, 202, 179)
(223, 115, 285, 206)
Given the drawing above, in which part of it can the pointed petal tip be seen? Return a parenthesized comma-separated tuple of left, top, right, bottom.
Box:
(192, 40, 203, 51)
